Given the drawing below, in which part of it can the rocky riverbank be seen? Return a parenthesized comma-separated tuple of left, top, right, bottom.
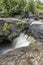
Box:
(0, 18, 43, 43)
(0, 18, 29, 43)
(0, 41, 43, 65)
(0, 18, 43, 65)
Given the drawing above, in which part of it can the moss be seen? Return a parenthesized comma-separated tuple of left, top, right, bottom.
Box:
(16, 19, 25, 26)
(8, 32, 17, 40)
(0, 20, 26, 41)
(8, 34, 14, 40)
(18, 28, 22, 33)
(1, 22, 10, 32)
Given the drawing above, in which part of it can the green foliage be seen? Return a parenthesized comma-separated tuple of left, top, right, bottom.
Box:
(23, 2, 29, 12)
(0, 0, 27, 17)
(29, 0, 36, 13)
(0, 0, 43, 17)
(2, 22, 10, 32)
(8, 33, 15, 40)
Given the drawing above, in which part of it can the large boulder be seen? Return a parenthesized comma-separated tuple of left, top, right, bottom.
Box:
(29, 20, 43, 40)
(0, 19, 26, 43)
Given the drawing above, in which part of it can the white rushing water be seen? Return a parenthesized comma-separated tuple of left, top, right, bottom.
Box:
(0, 32, 36, 54)
(12, 33, 30, 49)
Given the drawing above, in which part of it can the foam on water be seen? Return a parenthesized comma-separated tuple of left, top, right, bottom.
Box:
(13, 33, 30, 48)
(12, 33, 36, 49)
(0, 32, 36, 54)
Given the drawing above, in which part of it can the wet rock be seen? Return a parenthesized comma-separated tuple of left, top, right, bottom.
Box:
(0, 41, 43, 65)
(24, 19, 43, 40)
(0, 18, 43, 43)
(0, 19, 26, 43)
(30, 24, 43, 40)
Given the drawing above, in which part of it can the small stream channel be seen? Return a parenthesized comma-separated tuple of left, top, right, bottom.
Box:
(1, 19, 42, 55)
(0, 31, 36, 55)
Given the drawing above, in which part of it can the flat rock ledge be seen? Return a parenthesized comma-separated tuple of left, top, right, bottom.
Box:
(0, 41, 43, 65)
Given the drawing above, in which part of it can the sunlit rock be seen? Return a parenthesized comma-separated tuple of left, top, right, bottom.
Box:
(0, 41, 43, 65)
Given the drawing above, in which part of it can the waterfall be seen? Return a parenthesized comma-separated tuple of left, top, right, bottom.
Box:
(0, 32, 36, 55)
(12, 33, 30, 49)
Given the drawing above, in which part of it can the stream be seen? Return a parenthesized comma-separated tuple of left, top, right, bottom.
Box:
(0, 21, 43, 54)
(0, 32, 36, 55)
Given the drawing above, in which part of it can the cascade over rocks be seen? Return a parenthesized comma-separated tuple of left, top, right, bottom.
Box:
(0, 19, 43, 65)
(0, 18, 43, 43)
(0, 18, 28, 43)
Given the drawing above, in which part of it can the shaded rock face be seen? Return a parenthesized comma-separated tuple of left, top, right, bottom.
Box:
(0, 19, 27, 43)
(0, 41, 43, 65)
(30, 24, 43, 40)
(24, 19, 43, 40)
(0, 19, 43, 43)
(0, 20, 7, 43)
